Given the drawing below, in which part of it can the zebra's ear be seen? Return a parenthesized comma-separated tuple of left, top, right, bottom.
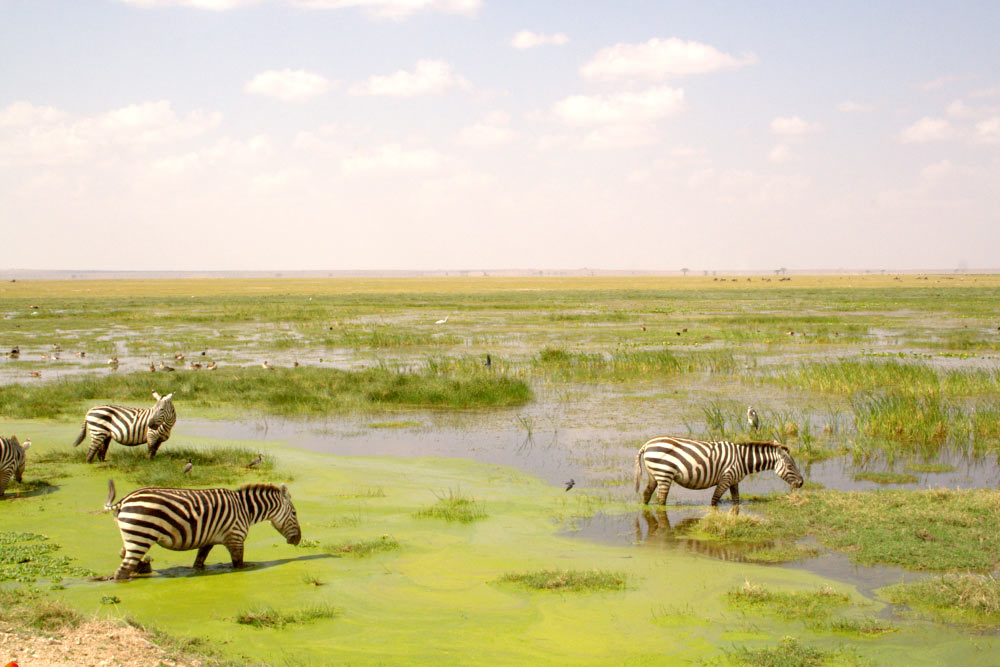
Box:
(280, 484, 291, 499)
(152, 391, 161, 400)
(163, 393, 174, 401)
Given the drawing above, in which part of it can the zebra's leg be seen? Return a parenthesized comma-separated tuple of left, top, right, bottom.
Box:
(87, 434, 109, 463)
(729, 483, 740, 513)
(114, 543, 153, 581)
(147, 435, 162, 459)
(711, 472, 737, 508)
(193, 545, 214, 569)
(654, 474, 674, 506)
(224, 536, 246, 569)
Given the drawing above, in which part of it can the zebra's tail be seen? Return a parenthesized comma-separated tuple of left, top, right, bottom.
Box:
(71, 422, 87, 447)
(104, 478, 118, 513)
(634, 443, 649, 493)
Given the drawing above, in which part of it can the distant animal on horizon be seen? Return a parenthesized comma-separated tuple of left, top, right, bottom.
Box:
(747, 406, 759, 432)
(72, 391, 177, 463)
(634, 437, 803, 510)
(0, 435, 31, 498)
(104, 479, 301, 580)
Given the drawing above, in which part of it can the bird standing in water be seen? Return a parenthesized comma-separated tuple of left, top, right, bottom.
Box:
(564, 479, 575, 491)
(183, 458, 194, 475)
(747, 406, 760, 432)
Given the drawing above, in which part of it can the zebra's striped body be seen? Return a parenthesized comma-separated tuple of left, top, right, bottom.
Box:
(634, 436, 803, 508)
(72, 391, 176, 462)
(0, 435, 30, 498)
(104, 479, 301, 580)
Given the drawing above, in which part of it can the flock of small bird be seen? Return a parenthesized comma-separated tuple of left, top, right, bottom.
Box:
(181, 453, 263, 476)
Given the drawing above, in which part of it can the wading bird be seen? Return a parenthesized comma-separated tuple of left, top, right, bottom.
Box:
(435, 316, 449, 324)
(248, 454, 263, 469)
(747, 406, 759, 432)
(206, 362, 218, 371)
(262, 360, 274, 370)
(183, 459, 193, 475)
(159, 362, 175, 372)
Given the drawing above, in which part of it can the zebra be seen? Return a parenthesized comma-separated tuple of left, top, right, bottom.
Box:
(104, 479, 302, 580)
(0, 435, 31, 498)
(71, 391, 176, 463)
(634, 436, 803, 509)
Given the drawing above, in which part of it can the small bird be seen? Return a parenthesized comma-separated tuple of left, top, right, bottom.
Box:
(29, 370, 42, 378)
(262, 360, 274, 370)
(435, 316, 449, 325)
(159, 361, 175, 372)
(248, 454, 263, 469)
(189, 362, 202, 370)
(747, 406, 760, 432)
(564, 479, 575, 491)
(174, 352, 185, 361)
(206, 361, 218, 370)
(183, 458, 194, 475)
(149, 363, 156, 372)
(201, 349, 207, 356)
(107, 356, 118, 365)
(293, 360, 300, 368)
(78, 351, 86, 358)
(484, 354, 491, 369)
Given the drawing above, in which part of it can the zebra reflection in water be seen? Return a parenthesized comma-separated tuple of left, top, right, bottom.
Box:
(634, 508, 771, 563)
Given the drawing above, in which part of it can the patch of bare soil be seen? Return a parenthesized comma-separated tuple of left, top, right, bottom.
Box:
(0, 621, 205, 667)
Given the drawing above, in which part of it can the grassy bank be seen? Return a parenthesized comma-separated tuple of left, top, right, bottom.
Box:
(0, 365, 532, 419)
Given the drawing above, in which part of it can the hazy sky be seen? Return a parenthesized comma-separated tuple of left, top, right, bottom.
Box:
(2, 1, 999, 272)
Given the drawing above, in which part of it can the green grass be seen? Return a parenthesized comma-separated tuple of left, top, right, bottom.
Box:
(755, 489, 1000, 571)
(905, 463, 956, 473)
(415, 490, 487, 523)
(0, 587, 82, 633)
(827, 616, 896, 636)
(880, 573, 1000, 629)
(726, 581, 850, 622)
(323, 535, 400, 557)
(234, 604, 339, 629)
(496, 569, 628, 592)
(728, 637, 832, 667)
(0, 365, 532, 419)
(852, 471, 918, 485)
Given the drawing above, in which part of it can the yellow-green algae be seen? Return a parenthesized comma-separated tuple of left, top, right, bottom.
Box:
(1, 419, 997, 665)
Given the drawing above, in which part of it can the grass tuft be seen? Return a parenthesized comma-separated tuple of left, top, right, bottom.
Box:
(729, 637, 831, 667)
(415, 490, 487, 523)
(881, 573, 1000, 629)
(727, 581, 849, 621)
(323, 535, 400, 557)
(852, 471, 918, 485)
(497, 569, 627, 592)
(0, 587, 82, 633)
(234, 604, 339, 629)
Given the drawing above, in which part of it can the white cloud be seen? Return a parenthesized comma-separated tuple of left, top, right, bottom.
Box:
(970, 86, 1000, 99)
(975, 117, 1000, 144)
(837, 100, 873, 113)
(340, 143, 444, 174)
(510, 30, 569, 49)
(918, 74, 973, 91)
(0, 100, 222, 167)
(899, 117, 955, 143)
(351, 60, 468, 97)
(768, 144, 790, 163)
(457, 112, 516, 148)
(770, 116, 819, 136)
(580, 37, 757, 81)
(552, 86, 684, 126)
(290, 0, 480, 20)
(244, 69, 332, 102)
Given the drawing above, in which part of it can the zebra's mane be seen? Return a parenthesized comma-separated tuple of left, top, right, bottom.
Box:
(735, 441, 789, 452)
(237, 483, 282, 493)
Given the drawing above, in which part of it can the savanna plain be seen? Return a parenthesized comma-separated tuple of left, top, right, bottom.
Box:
(1, 275, 999, 666)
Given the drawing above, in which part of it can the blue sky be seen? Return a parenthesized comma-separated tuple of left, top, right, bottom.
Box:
(2, 0, 998, 271)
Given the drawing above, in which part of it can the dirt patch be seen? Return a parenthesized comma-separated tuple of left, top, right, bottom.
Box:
(0, 621, 205, 666)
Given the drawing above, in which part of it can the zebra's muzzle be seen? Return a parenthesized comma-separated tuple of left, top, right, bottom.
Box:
(287, 533, 301, 545)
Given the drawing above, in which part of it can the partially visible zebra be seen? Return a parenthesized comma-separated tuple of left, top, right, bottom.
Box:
(104, 479, 302, 580)
(634, 436, 803, 509)
(72, 391, 176, 462)
(0, 435, 31, 498)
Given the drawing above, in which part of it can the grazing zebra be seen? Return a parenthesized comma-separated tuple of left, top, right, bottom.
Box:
(72, 391, 176, 463)
(0, 435, 31, 498)
(634, 436, 803, 509)
(104, 479, 302, 580)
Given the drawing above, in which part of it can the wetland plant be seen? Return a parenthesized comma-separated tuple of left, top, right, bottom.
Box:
(323, 535, 400, 557)
(234, 604, 339, 629)
(496, 569, 628, 592)
(415, 489, 487, 523)
(880, 573, 1000, 630)
(852, 471, 918, 485)
(726, 581, 850, 622)
(728, 637, 831, 667)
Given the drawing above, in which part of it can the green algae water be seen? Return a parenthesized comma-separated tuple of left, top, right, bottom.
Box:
(2, 420, 998, 665)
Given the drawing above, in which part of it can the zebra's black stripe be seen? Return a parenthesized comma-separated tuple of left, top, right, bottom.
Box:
(0, 435, 30, 498)
(73, 391, 176, 462)
(634, 436, 803, 508)
(105, 479, 301, 580)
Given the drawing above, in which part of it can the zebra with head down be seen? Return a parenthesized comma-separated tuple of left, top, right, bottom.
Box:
(104, 479, 302, 580)
(0, 435, 31, 498)
(72, 391, 176, 462)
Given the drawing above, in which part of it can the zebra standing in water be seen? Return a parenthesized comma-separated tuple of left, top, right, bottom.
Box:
(0, 435, 31, 498)
(634, 436, 803, 509)
(72, 391, 176, 462)
(104, 479, 301, 580)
